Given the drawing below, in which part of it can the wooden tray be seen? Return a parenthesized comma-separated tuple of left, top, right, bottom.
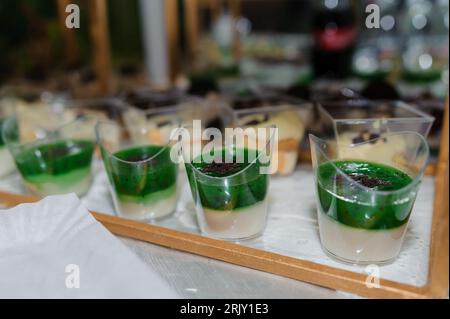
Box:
(1, 104, 448, 299)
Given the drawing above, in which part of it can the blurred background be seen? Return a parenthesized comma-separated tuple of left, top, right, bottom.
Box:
(0, 0, 448, 158)
(0, 0, 448, 91)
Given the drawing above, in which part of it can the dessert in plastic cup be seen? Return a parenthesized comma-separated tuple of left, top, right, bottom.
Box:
(183, 128, 274, 240)
(2, 116, 96, 197)
(234, 104, 310, 175)
(315, 100, 434, 147)
(96, 120, 179, 221)
(310, 132, 429, 264)
(123, 99, 235, 164)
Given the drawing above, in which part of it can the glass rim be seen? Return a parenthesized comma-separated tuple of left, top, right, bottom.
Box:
(2, 114, 97, 148)
(184, 124, 276, 180)
(317, 100, 435, 123)
(95, 120, 178, 165)
(309, 131, 430, 196)
(229, 92, 308, 109)
(233, 102, 313, 117)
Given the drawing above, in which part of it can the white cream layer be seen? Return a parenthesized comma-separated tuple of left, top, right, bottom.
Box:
(200, 198, 269, 240)
(0, 146, 16, 177)
(24, 174, 93, 197)
(318, 211, 408, 263)
(114, 191, 178, 221)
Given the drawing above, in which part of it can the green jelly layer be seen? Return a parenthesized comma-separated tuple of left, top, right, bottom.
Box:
(186, 148, 269, 211)
(14, 139, 94, 180)
(103, 145, 178, 200)
(116, 183, 176, 204)
(317, 160, 415, 230)
(24, 166, 91, 189)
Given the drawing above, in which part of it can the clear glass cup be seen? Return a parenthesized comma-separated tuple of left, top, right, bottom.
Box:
(2, 116, 96, 196)
(96, 115, 180, 221)
(309, 131, 430, 264)
(316, 100, 435, 146)
(58, 97, 127, 124)
(182, 126, 276, 240)
(123, 98, 235, 155)
(123, 97, 235, 134)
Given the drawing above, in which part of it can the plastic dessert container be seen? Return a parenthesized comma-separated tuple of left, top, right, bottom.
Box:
(183, 126, 275, 240)
(59, 97, 127, 123)
(57, 98, 127, 152)
(310, 132, 429, 264)
(0, 86, 71, 133)
(96, 118, 180, 221)
(2, 116, 96, 197)
(234, 102, 311, 175)
(316, 100, 435, 147)
(123, 97, 235, 152)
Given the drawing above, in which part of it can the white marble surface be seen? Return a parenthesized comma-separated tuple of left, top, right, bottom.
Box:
(0, 161, 435, 297)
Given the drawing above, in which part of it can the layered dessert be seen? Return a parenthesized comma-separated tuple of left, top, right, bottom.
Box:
(236, 107, 306, 175)
(317, 100, 433, 161)
(0, 118, 16, 177)
(336, 130, 409, 165)
(103, 144, 178, 221)
(186, 147, 270, 240)
(8, 93, 73, 136)
(13, 139, 95, 197)
(316, 159, 416, 263)
(123, 95, 234, 155)
(123, 88, 190, 143)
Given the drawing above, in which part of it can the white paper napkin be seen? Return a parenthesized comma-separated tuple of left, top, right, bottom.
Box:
(0, 194, 179, 299)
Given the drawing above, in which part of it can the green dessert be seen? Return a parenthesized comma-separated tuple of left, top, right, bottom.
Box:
(102, 145, 178, 220)
(13, 139, 95, 196)
(316, 159, 417, 263)
(186, 147, 270, 239)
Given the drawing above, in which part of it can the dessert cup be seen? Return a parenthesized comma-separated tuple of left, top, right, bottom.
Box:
(0, 85, 71, 134)
(310, 132, 429, 264)
(123, 97, 235, 150)
(60, 97, 126, 123)
(57, 98, 126, 152)
(183, 126, 275, 240)
(96, 119, 180, 221)
(234, 103, 311, 175)
(316, 100, 434, 156)
(2, 116, 96, 197)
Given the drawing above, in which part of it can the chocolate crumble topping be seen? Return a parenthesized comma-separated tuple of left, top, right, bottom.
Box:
(351, 130, 383, 144)
(334, 173, 392, 188)
(200, 161, 243, 175)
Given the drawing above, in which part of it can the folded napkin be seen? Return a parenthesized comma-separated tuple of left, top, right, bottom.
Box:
(0, 194, 178, 298)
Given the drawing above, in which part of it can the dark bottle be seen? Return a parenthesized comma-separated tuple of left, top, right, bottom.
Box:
(312, 0, 357, 79)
